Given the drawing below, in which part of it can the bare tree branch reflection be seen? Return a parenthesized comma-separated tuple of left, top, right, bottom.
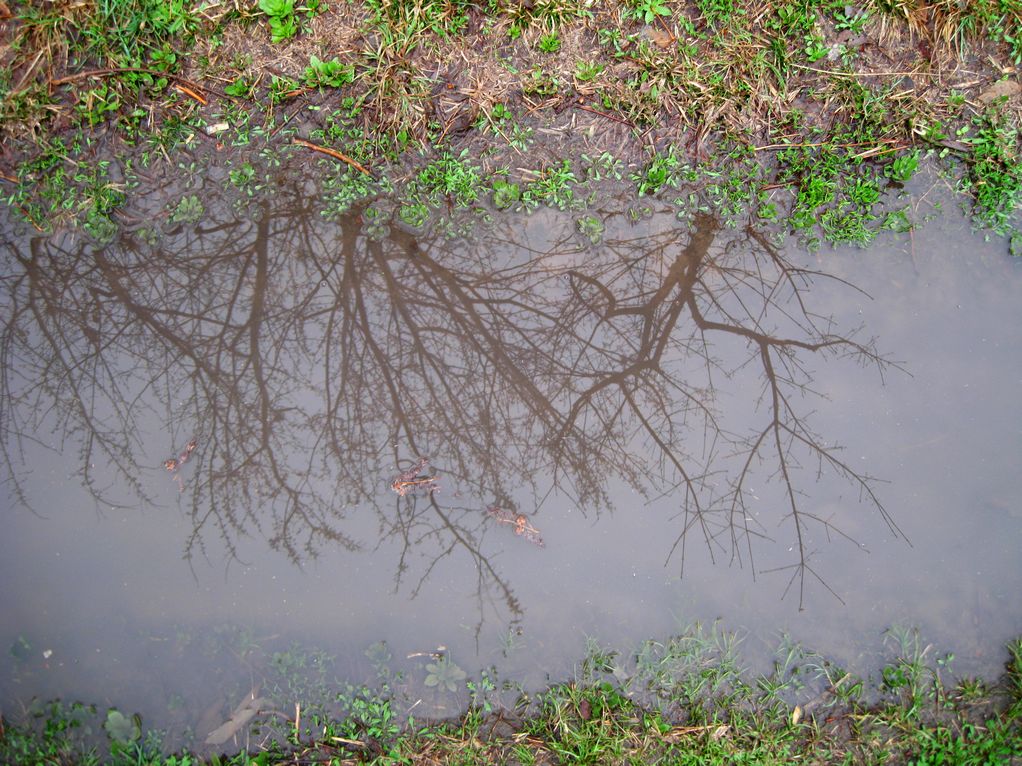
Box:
(0, 167, 904, 622)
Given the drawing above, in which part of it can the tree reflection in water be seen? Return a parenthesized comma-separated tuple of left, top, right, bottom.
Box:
(0, 178, 905, 630)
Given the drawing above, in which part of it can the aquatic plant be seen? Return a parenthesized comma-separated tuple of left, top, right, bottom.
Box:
(424, 656, 467, 692)
(103, 709, 141, 746)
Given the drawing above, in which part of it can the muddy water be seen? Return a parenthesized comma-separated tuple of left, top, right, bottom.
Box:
(1, 167, 1020, 741)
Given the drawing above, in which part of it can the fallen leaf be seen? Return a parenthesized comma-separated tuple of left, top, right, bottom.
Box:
(578, 699, 592, 720)
(648, 29, 674, 49)
(204, 695, 266, 746)
(977, 79, 1021, 104)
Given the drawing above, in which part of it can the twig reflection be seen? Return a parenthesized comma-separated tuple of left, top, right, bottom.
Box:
(0, 175, 903, 622)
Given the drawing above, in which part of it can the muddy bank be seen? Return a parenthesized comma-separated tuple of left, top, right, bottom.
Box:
(1, 0, 1020, 243)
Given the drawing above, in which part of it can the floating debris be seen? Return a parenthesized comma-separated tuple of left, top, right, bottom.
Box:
(163, 439, 197, 473)
(204, 691, 267, 746)
(486, 506, 545, 547)
(164, 439, 198, 492)
(390, 457, 439, 496)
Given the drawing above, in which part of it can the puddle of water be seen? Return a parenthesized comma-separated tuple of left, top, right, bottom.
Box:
(1, 165, 1020, 741)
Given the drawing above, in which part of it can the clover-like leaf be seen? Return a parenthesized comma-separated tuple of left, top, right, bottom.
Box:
(104, 709, 141, 745)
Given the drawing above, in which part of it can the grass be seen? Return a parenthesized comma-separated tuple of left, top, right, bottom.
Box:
(1, 0, 1020, 246)
(963, 108, 1022, 234)
(2, 629, 1020, 765)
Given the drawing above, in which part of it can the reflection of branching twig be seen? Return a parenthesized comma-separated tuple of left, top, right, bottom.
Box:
(0, 171, 904, 622)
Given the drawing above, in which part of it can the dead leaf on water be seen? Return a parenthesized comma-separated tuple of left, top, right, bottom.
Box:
(197, 694, 227, 742)
(792, 704, 803, 725)
(204, 693, 267, 746)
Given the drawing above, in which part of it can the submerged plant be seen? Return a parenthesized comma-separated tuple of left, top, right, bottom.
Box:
(103, 709, 141, 746)
(9, 635, 32, 663)
(399, 200, 430, 227)
(577, 214, 605, 243)
(424, 656, 467, 692)
(490, 178, 521, 210)
(320, 167, 381, 219)
(634, 148, 682, 196)
(168, 194, 204, 224)
(523, 159, 577, 210)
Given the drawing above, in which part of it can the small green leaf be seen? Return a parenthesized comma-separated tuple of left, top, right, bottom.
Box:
(268, 15, 298, 42)
(304, 56, 355, 88)
(224, 77, 255, 98)
(492, 179, 521, 210)
(104, 709, 141, 744)
(258, 0, 293, 16)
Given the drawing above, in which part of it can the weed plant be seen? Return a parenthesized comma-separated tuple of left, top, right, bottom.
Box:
(963, 109, 1022, 234)
(3, 629, 1020, 765)
(4, 0, 1021, 244)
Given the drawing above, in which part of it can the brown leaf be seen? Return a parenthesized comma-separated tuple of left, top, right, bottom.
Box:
(648, 29, 674, 49)
(977, 79, 1022, 105)
(204, 695, 266, 746)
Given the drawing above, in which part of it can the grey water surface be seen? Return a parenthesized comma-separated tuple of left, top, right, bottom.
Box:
(1, 167, 1020, 741)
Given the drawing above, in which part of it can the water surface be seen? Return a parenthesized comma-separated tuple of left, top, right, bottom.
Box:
(2, 165, 1020, 743)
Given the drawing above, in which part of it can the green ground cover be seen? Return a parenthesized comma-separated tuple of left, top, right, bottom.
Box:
(2, 627, 1021, 764)
(1, 0, 1021, 248)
